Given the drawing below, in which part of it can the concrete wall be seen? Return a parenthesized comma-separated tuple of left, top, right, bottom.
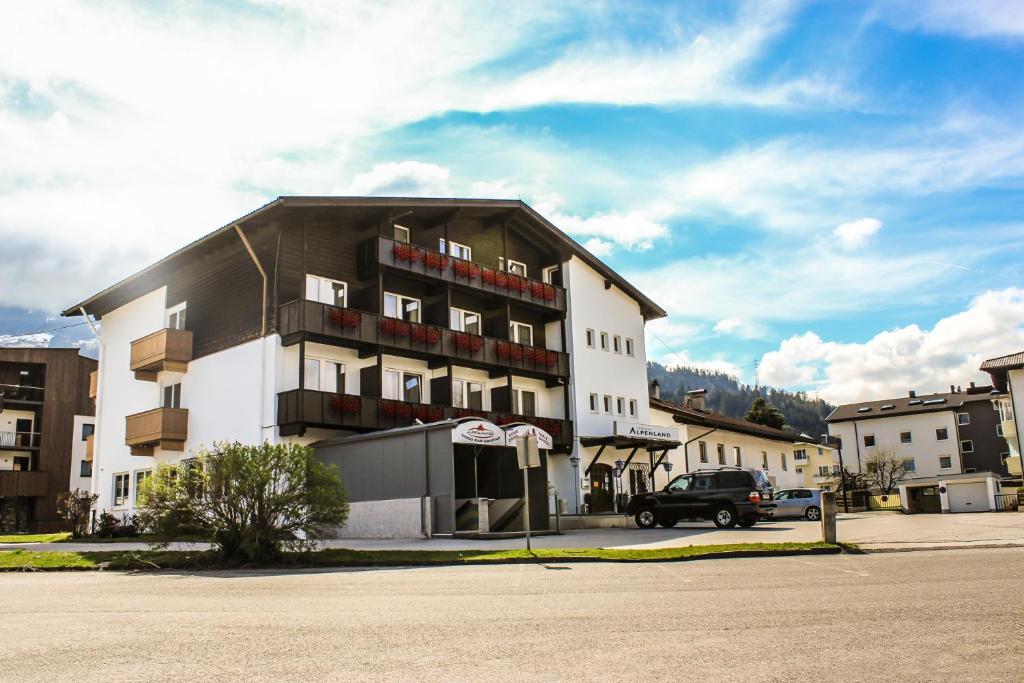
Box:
(68, 415, 93, 493)
(329, 497, 426, 538)
(829, 411, 962, 479)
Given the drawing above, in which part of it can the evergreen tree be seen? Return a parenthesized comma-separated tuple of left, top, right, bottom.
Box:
(745, 397, 786, 429)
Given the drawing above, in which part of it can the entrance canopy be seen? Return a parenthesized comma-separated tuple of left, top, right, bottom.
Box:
(452, 418, 554, 450)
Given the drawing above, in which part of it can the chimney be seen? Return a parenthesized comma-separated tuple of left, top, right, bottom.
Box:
(685, 389, 707, 411)
(650, 379, 661, 400)
(909, 390, 916, 398)
(950, 385, 956, 394)
(957, 385, 962, 393)
(970, 381, 976, 389)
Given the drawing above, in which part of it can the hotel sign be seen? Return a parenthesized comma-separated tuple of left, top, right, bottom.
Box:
(452, 419, 505, 446)
(504, 424, 553, 450)
(614, 421, 679, 443)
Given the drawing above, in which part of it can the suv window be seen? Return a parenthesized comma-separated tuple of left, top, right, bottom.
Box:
(794, 490, 813, 499)
(717, 471, 753, 489)
(667, 476, 693, 492)
(775, 490, 791, 500)
(693, 476, 716, 491)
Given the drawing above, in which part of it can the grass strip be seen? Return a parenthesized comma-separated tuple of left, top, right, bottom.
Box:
(0, 542, 838, 572)
(0, 533, 71, 544)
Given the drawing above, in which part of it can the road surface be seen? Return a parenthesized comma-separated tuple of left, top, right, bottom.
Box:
(3, 547, 1022, 681)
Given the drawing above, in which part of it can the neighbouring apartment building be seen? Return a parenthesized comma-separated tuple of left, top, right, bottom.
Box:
(0, 348, 96, 532)
(63, 197, 667, 530)
(981, 351, 1024, 484)
(792, 438, 840, 490)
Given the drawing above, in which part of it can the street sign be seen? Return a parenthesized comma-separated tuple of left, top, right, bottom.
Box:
(515, 434, 541, 469)
(505, 423, 553, 450)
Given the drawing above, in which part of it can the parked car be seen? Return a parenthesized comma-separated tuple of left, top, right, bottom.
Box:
(771, 489, 822, 521)
(626, 467, 777, 529)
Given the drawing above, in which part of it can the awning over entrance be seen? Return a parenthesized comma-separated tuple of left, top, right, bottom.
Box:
(578, 433, 681, 479)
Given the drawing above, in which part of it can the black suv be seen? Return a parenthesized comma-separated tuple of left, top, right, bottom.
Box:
(626, 467, 777, 529)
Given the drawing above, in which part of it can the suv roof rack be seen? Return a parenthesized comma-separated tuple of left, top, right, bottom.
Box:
(692, 466, 744, 472)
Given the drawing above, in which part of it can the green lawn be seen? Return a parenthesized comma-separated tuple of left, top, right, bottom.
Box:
(0, 542, 838, 571)
(0, 532, 71, 544)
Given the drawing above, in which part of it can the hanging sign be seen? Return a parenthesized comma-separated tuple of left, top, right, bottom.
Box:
(451, 419, 505, 446)
(613, 421, 679, 442)
(504, 423, 553, 450)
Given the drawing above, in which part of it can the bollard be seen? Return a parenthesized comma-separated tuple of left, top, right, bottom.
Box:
(821, 490, 837, 544)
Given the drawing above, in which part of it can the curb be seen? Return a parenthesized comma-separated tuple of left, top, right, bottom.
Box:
(854, 542, 1024, 554)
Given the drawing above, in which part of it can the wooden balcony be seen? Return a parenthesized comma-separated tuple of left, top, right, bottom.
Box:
(125, 407, 188, 456)
(89, 370, 98, 398)
(278, 300, 570, 383)
(0, 470, 48, 497)
(367, 236, 567, 313)
(129, 328, 193, 381)
(277, 389, 573, 449)
(85, 434, 94, 462)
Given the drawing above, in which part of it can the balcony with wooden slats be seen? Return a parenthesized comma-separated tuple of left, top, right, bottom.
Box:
(125, 407, 188, 455)
(84, 434, 94, 462)
(129, 329, 193, 381)
(88, 370, 98, 398)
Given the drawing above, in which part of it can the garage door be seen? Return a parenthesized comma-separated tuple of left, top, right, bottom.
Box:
(947, 482, 990, 513)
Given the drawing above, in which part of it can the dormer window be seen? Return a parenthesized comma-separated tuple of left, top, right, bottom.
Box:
(166, 302, 187, 330)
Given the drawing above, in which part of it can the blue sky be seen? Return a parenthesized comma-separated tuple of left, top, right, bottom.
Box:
(1, 0, 1024, 403)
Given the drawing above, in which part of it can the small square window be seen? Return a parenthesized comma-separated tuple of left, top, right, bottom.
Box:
(957, 413, 970, 426)
(616, 397, 625, 415)
(628, 399, 638, 417)
(936, 427, 948, 441)
(939, 456, 953, 469)
(960, 439, 974, 453)
(864, 434, 876, 448)
(900, 431, 912, 444)
(589, 393, 599, 413)
(625, 338, 634, 356)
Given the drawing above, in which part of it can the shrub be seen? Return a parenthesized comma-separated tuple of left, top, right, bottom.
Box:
(137, 442, 349, 563)
(56, 488, 97, 538)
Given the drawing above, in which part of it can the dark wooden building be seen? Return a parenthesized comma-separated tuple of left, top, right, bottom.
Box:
(0, 348, 96, 532)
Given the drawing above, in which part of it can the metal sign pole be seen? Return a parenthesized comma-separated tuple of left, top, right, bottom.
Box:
(523, 465, 531, 553)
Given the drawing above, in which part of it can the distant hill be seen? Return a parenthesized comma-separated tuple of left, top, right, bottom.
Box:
(647, 362, 835, 440)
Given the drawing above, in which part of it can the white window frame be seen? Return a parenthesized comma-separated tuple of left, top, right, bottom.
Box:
(935, 427, 949, 441)
(585, 329, 595, 348)
(500, 257, 527, 276)
(112, 472, 130, 508)
(166, 301, 187, 330)
(393, 224, 410, 243)
(589, 393, 599, 413)
(599, 332, 609, 351)
(450, 307, 482, 335)
(161, 381, 182, 409)
(383, 369, 423, 403)
(625, 338, 634, 357)
(900, 431, 912, 444)
(603, 395, 612, 414)
(304, 357, 346, 394)
(716, 444, 725, 465)
(452, 378, 484, 410)
(957, 412, 970, 426)
(440, 239, 472, 261)
(960, 439, 974, 453)
(698, 441, 708, 463)
(628, 399, 638, 417)
(134, 469, 152, 504)
(733, 446, 742, 466)
(939, 455, 953, 470)
(305, 274, 348, 307)
(612, 335, 622, 354)
(384, 292, 421, 322)
(542, 265, 559, 284)
(616, 397, 625, 416)
(512, 388, 537, 416)
(509, 321, 534, 346)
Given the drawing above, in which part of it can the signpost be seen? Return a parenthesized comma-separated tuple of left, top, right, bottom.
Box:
(515, 433, 541, 553)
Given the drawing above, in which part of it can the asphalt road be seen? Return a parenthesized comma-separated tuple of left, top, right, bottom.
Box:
(3, 548, 1023, 682)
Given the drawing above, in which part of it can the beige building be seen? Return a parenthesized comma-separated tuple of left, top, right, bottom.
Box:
(793, 439, 839, 489)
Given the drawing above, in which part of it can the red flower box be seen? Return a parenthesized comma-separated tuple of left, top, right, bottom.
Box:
(495, 272, 508, 288)
(509, 344, 524, 362)
(481, 268, 497, 285)
(496, 341, 511, 359)
(530, 281, 545, 299)
(380, 400, 397, 416)
(329, 308, 361, 328)
(545, 350, 558, 368)
(425, 327, 441, 345)
(507, 275, 527, 293)
(543, 284, 556, 302)
(453, 332, 483, 353)
(393, 243, 412, 261)
(379, 318, 396, 335)
(330, 395, 362, 414)
(411, 325, 427, 343)
(394, 321, 410, 337)
(423, 253, 450, 272)
(453, 260, 480, 280)
(396, 402, 413, 419)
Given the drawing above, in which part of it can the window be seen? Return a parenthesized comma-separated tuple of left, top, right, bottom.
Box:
(499, 257, 527, 276)
(383, 370, 422, 403)
(81, 423, 95, 441)
(393, 225, 410, 243)
(589, 393, 599, 413)
(781, 453, 788, 471)
(450, 308, 481, 335)
(440, 239, 472, 261)
(761, 451, 768, 470)
(900, 431, 912, 444)
(384, 292, 420, 322)
(903, 458, 916, 472)
(542, 265, 560, 285)
(305, 274, 347, 307)
(818, 466, 831, 477)
(162, 382, 182, 409)
(699, 441, 708, 463)
(733, 446, 742, 466)
(80, 460, 92, 478)
(612, 336, 622, 354)
(629, 399, 638, 417)
(509, 321, 533, 346)
(585, 329, 595, 348)
(1002, 451, 1011, 462)
(625, 338, 634, 357)
(304, 358, 345, 393)
(452, 379, 483, 410)
(996, 423, 1004, 437)
(600, 332, 609, 351)
(603, 395, 612, 414)
(939, 456, 953, 469)
(794, 448, 807, 460)
(166, 302, 187, 330)
(960, 439, 974, 453)
(864, 434, 875, 448)
(817, 447, 824, 455)
(512, 389, 536, 416)
(716, 443, 726, 465)
(112, 473, 130, 507)
(936, 427, 949, 441)
(616, 397, 625, 415)
(134, 470, 152, 503)
(957, 413, 970, 426)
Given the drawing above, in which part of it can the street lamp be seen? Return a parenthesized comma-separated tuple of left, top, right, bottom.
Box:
(569, 454, 581, 514)
(663, 461, 673, 474)
(613, 458, 626, 512)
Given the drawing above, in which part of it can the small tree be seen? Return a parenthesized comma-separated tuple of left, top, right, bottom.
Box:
(137, 441, 349, 563)
(745, 397, 786, 429)
(56, 489, 98, 538)
(864, 447, 911, 495)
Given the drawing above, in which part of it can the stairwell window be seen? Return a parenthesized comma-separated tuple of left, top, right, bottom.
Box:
(613, 336, 622, 354)
(625, 338, 634, 357)
(450, 308, 481, 335)
(305, 274, 347, 308)
(600, 332, 609, 351)
(589, 393, 599, 413)
(509, 321, 533, 346)
(166, 302, 187, 330)
(761, 451, 768, 470)
(393, 225, 410, 243)
(384, 292, 420, 322)
(781, 453, 788, 471)
(452, 379, 483, 410)
(903, 458, 916, 472)
(585, 329, 595, 348)
(512, 389, 536, 417)
(439, 239, 472, 261)
(629, 399, 638, 417)
(603, 395, 612, 414)
(616, 397, 625, 416)
(304, 358, 345, 393)
(162, 382, 182, 409)
(699, 441, 708, 463)
(960, 439, 974, 453)
(733, 446, 742, 466)
(996, 423, 1004, 437)
(716, 443, 725, 465)
(112, 473, 130, 508)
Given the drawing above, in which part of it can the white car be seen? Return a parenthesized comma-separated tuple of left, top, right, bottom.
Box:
(771, 489, 822, 521)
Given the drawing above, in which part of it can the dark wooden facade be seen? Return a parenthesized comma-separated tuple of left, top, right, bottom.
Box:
(0, 348, 96, 532)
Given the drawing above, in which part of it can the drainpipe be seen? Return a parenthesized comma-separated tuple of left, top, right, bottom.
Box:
(682, 427, 718, 472)
(79, 307, 103, 502)
(235, 224, 270, 443)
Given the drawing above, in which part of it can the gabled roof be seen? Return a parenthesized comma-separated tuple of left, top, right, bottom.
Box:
(826, 388, 999, 423)
(649, 397, 799, 444)
(61, 196, 667, 320)
(981, 351, 1024, 372)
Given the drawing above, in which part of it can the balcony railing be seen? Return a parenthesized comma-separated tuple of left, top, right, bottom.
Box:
(89, 370, 98, 398)
(0, 384, 44, 403)
(125, 407, 188, 455)
(277, 389, 572, 448)
(371, 236, 567, 312)
(278, 300, 570, 380)
(85, 434, 94, 462)
(130, 328, 193, 381)
(0, 431, 40, 449)
(0, 470, 48, 497)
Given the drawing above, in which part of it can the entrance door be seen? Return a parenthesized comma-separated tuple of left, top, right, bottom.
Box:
(588, 464, 615, 513)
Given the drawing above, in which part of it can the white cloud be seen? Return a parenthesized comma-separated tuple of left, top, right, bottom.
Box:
(0, 332, 53, 348)
(582, 238, 614, 257)
(872, 0, 1024, 39)
(833, 217, 882, 250)
(758, 287, 1024, 404)
(552, 210, 669, 252)
(714, 318, 744, 334)
(344, 161, 451, 197)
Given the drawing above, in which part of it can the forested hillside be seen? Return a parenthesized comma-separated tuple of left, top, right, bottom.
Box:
(647, 362, 835, 439)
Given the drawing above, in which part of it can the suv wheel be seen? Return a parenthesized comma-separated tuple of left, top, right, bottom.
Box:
(712, 506, 737, 528)
(635, 507, 658, 529)
(805, 506, 821, 521)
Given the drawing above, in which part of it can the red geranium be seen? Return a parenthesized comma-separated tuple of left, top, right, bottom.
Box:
(379, 318, 396, 335)
(530, 281, 545, 299)
(543, 284, 557, 302)
(495, 272, 508, 288)
(481, 268, 496, 285)
(425, 327, 441, 345)
(394, 320, 410, 337)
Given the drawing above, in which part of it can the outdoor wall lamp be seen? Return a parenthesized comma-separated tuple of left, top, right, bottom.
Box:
(663, 461, 673, 473)
(569, 455, 580, 468)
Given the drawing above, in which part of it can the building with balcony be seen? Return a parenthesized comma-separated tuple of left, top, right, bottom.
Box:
(0, 348, 96, 532)
(62, 197, 666, 531)
(792, 438, 840, 489)
(981, 351, 1024, 485)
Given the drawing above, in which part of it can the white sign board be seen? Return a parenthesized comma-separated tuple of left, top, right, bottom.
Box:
(452, 419, 505, 446)
(613, 421, 679, 443)
(504, 423, 553, 450)
(515, 435, 541, 469)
